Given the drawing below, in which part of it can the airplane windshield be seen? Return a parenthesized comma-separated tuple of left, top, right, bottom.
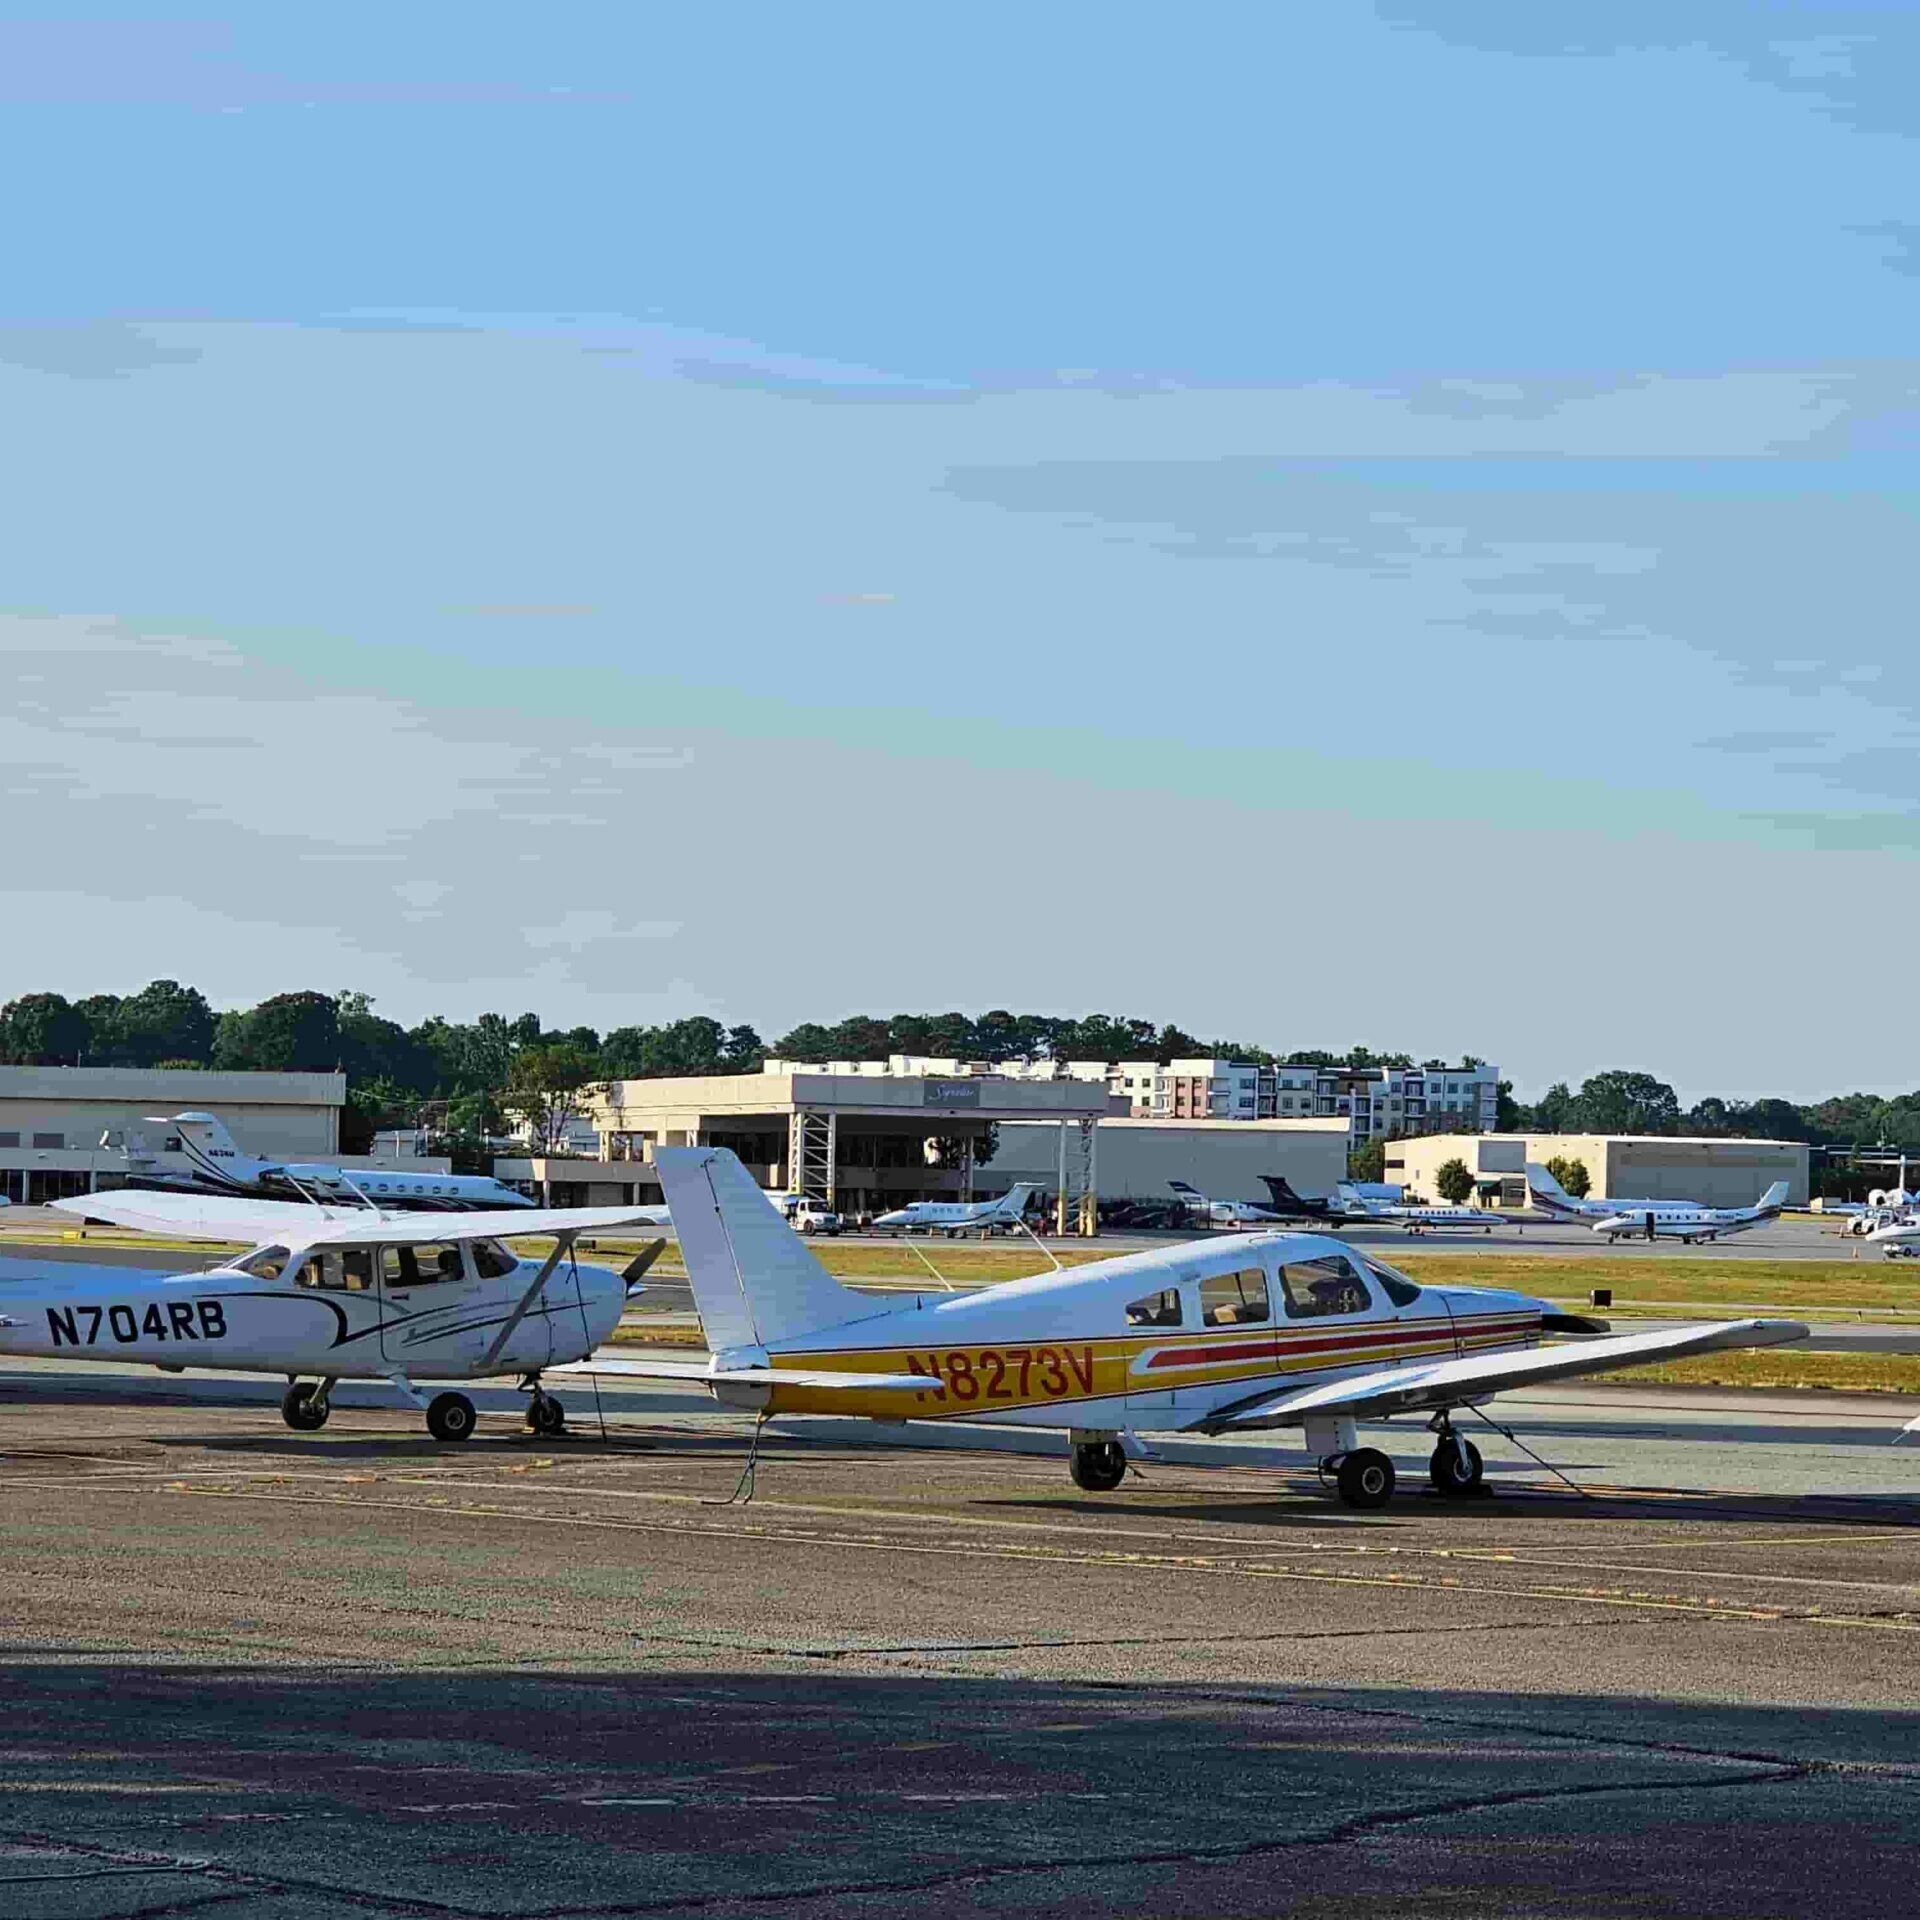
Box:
(1359, 1254, 1422, 1308)
(234, 1245, 290, 1281)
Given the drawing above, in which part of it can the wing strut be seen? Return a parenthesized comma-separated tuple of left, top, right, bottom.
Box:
(481, 1231, 577, 1372)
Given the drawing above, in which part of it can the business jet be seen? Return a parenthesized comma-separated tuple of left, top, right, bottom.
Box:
(1167, 1179, 1286, 1229)
(873, 1184, 1043, 1238)
(1257, 1175, 1348, 1225)
(1525, 1162, 1703, 1224)
(563, 1148, 1806, 1510)
(0, 1186, 670, 1439)
(122, 1110, 537, 1211)
(1332, 1184, 1510, 1235)
(1589, 1181, 1791, 1245)
(1860, 1214, 1920, 1259)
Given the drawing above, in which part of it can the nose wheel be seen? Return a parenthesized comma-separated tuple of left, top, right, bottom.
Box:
(1427, 1415, 1487, 1497)
(523, 1384, 566, 1435)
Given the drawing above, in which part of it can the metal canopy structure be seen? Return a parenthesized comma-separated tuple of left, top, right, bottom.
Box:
(589, 1070, 1113, 1231)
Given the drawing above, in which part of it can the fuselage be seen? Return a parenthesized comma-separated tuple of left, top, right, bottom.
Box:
(0, 1237, 625, 1381)
(712, 1232, 1548, 1429)
(1592, 1204, 1776, 1241)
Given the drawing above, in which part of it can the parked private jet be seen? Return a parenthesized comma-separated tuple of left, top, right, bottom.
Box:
(1166, 1179, 1288, 1229)
(119, 1111, 538, 1211)
(564, 1148, 1806, 1510)
(0, 1187, 672, 1438)
(1334, 1184, 1510, 1235)
(1526, 1162, 1703, 1224)
(873, 1184, 1043, 1238)
(1589, 1181, 1791, 1245)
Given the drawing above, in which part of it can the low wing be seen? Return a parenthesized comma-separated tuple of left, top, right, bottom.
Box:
(1197, 1318, 1808, 1432)
(52, 1192, 674, 1247)
(551, 1356, 931, 1392)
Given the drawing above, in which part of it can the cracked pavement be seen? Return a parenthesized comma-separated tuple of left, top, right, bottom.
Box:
(0, 1377, 1915, 1915)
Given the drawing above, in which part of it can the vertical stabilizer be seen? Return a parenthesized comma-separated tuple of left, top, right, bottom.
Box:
(165, 1111, 256, 1188)
(653, 1147, 868, 1353)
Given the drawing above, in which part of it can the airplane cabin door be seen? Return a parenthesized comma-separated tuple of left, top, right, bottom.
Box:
(378, 1240, 493, 1374)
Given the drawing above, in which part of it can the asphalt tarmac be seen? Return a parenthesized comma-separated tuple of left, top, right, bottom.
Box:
(0, 1361, 1916, 1917)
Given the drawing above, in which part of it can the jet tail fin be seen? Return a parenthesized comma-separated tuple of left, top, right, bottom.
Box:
(652, 1147, 869, 1354)
(1755, 1180, 1790, 1212)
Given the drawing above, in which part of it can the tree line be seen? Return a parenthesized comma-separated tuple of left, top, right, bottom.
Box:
(5, 984, 1919, 1162)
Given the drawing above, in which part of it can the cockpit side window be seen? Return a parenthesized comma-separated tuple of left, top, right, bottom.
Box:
(1124, 1286, 1184, 1329)
(382, 1243, 468, 1287)
(1278, 1255, 1372, 1320)
(471, 1240, 519, 1280)
(236, 1245, 290, 1281)
(1362, 1256, 1422, 1308)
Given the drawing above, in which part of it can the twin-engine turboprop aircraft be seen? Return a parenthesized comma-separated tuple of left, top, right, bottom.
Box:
(0, 1188, 673, 1440)
(565, 1148, 1807, 1510)
(1587, 1181, 1790, 1245)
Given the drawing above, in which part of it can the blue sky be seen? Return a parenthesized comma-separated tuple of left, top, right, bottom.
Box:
(4, 4, 1916, 1098)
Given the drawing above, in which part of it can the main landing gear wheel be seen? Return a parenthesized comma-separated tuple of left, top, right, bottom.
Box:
(525, 1393, 566, 1436)
(426, 1391, 477, 1442)
(1069, 1440, 1128, 1492)
(281, 1383, 329, 1432)
(1334, 1448, 1395, 1509)
(1429, 1434, 1484, 1496)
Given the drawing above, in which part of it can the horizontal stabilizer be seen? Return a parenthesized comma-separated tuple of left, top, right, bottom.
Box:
(1197, 1318, 1808, 1432)
(552, 1355, 932, 1392)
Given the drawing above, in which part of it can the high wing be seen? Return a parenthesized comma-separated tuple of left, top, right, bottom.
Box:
(52, 1190, 380, 1241)
(551, 1356, 931, 1392)
(52, 1191, 672, 1247)
(1196, 1317, 1808, 1432)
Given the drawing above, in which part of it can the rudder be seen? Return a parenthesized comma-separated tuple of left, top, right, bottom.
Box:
(653, 1147, 869, 1355)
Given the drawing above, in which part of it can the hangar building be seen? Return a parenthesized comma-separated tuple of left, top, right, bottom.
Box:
(1387, 1132, 1810, 1209)
(990, 1117, 1349, 1204)
(0, 1065, 353, 1205)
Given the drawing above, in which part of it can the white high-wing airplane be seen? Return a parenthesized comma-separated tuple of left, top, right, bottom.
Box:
(1588, 1181, 1791, 1245)
(1167, 1180, 1283, 1228)
(873, 1184, 1043, 1238)
(1333, 1184, 1507, 1235)
(120, 1110, 537, 1211)
(562, 1148, 1807, 1510)
(0, 1187, 671, 1439)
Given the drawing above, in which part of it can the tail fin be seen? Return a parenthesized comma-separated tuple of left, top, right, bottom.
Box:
(999, 1182, 1040, 1213)
(1755, 1180, 1790, 1212)
(1168, 1180, 1201, 1196)
(653, 1147, 867, 1354)
(166, 1110, 253, 1187)
(1260, 1174, 1321, 1213)
(1525, 1161, 1568, 1198)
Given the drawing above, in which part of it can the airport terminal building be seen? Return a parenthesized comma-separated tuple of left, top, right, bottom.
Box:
(498, 1064, 1352, 1230)
(1388, 1132, 1811, 1208)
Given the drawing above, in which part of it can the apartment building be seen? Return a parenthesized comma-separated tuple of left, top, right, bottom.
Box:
(1109, 1059, 1499, 1142)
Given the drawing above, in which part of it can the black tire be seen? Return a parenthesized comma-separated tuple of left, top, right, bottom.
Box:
(526, 1394, 565, 1436)
(281, 1383, 329, 1432)
(1335, 1448, 1395, 1509)
(1428, 1435, 1484, 1496)
(1068, 1441, 1127, 1492)
(426, 1391, 477, 1442)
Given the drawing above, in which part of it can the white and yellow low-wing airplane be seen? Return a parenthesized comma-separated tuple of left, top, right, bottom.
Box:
(563, 1147, 1808, 1509)
(0, 1188, 685, 1440)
